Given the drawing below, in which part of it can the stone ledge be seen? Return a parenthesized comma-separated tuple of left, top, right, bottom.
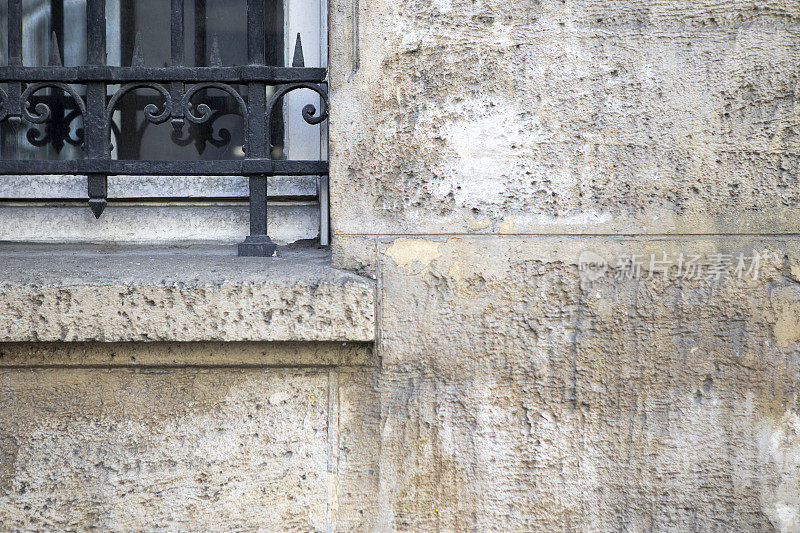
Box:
(0, 244, 375, 342)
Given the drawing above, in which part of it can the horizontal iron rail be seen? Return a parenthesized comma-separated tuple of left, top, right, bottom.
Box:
(0, 159, 328, 176)
(0, 66, 327, 83)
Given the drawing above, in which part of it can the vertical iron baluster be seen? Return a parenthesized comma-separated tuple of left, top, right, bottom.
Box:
(51, 0, 64, 59)
(86, 0, 107, 218)
(170, 0, 185, 133)
(118, 3, 139, 159)
(239, 0, 276, 257)
(266, 0, 284, 159)
(7, 0, 21, 66)
(195, 0, 207, 66)
(7, 0, 22, 127)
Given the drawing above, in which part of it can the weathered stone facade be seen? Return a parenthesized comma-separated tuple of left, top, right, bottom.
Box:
(325, 0, 800, 530)
(1, 0, 800, 531)
(0, 343, 377, 530)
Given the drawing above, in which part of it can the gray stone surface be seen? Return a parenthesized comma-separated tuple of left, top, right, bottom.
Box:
(0, 203, 319, 245)
(0, 175, 318, 199)
(0, 245, 375, 342)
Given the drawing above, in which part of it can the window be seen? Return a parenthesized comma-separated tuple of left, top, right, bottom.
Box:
(0, 0, 328, 256)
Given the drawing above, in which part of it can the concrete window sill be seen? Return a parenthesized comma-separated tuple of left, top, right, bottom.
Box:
(0, 244, 375, 343)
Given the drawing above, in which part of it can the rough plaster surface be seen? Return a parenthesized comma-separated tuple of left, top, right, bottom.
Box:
(325, 0, 800, 529)
(371, 236, 800, 530)
(0, 245, 375, 343)
(329, 0, 800, 237)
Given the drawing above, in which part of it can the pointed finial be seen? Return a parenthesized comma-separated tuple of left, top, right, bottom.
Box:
(209, 35, 222, 66)
(131, 31, 144, 67)
(48, 31, 62, 66)
(292, 33, 304, 67)
(89, 198, 106, 219)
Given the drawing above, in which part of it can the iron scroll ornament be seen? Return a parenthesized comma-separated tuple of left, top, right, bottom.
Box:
(0, 83, 87, 125)
(171, 108, 234, 155)
(105, 82, 250, 154)
(104, 81, 329, 155)
(179, 82, 249, 151)
(267, 82, 329, 128)
(21, 82, 87, 124)
(180, 83, 248, 126)
(0, 83, 88, 153)
(106, 82, 173, 127)
(26, 105, 84, 152)
(0, 81, 328, 158)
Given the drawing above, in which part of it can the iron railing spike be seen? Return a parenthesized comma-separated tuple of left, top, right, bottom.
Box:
(292, 33, 304, 67)
(210, 35, 223, 67)
(48, 31, 62, 67)
(131, 32, 144, 67)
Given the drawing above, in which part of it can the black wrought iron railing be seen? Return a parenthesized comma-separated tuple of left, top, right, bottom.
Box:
(0, 0, 328, 257)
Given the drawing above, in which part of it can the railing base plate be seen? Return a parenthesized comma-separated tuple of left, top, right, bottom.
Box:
(238, 235, 278, 257)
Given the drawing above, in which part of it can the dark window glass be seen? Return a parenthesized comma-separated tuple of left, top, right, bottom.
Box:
(22, 0, 87, 67)
(1, 1, 87, 160)
(0, 0, 286, 161)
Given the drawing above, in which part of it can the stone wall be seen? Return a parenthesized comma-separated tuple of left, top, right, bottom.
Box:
(0, 342, 378, 530)
(1, 0, 800, 530)
(0, 247, 379, 530)
(329, 0, 800, 530)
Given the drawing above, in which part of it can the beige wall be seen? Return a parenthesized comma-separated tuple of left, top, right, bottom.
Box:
(0, 342, 378, 530)
(329, 0, 800, 530)
(2, 0, 800, 530)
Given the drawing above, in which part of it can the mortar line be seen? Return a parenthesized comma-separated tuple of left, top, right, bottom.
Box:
(339, 233, 800, 239)
(0, 363, 375, 370)
(326, 369, 339, 532)
(374, 235, 385, 523)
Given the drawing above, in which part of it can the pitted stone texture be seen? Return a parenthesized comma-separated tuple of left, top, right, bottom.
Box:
(0, 343, 380, 531)
(0, 245, 374, 342)
(329, 0, 800, 239)
(373, 236, 800, 531)
(0, 368, 329, 530)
